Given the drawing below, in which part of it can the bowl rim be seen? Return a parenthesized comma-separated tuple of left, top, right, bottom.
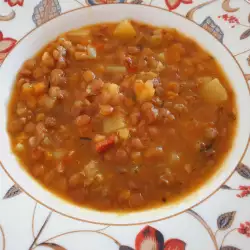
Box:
(0, 3, 249, 226)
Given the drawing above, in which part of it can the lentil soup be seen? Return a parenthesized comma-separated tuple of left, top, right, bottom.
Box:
(7, 20, 236, 211)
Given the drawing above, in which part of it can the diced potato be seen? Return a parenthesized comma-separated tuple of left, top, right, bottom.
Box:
(118, 128, 130, 140)
(113, 20, 136, 40)
(67, 29, 90, 43)
(155, 61, 165, 72)
(197, 76, 213, 85)
(103, 114, 125, 133)
(105, 83, 120, 97)
(36, 113, 45, 122)
(53, 149, 66, 160)
(200, 78, 228, 104)
(106, 66, 127, 73)
(87, 45, 97, 59)
(94, 134, 106, 143)
(134, 79, 155, 102)
(137, 72, 158, 81)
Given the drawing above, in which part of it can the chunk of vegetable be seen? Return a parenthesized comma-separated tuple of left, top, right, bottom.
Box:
(95, 135, 116, 153)
(113, 20, 136, 40)
(103, 114, 125, 133)
(105, 83, 120, 97)
(155, 61, 165, 72)
(137, 71, 158, 81)
(83, 160, 99, 184)
(53, 149, 66, 160)
(67, 29, 90, 43)
(197, 76, 213, 85)
(106, 66, 127, 73)
(87, 45, 97, 59)
(134, 79, 155, 102)
(118, 128, 130, 140)
(199, 78, 228, 104)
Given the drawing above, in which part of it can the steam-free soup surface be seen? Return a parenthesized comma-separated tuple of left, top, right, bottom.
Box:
(8, 20, 236, 211)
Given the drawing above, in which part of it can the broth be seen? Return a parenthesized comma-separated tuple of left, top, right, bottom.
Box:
(8, 20, 236, 211)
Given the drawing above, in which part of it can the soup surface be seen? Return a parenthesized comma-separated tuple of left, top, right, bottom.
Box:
(8, 20, 236, 211)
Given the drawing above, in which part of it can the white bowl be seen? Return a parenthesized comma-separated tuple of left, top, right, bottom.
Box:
(0, 4, 249, 225)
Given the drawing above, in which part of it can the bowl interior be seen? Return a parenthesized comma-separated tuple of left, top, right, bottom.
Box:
(0, 4, 249, 225)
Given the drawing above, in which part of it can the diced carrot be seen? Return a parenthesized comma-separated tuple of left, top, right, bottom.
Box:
(128, 66, 138, 73)
(95, 135, 115, 153)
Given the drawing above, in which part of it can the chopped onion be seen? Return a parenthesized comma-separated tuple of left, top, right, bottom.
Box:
(53, 149, 66, 160)
(87, 45, 97, 59)
(43, 136, 51, 146)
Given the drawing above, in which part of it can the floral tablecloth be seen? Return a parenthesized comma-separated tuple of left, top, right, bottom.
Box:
(0, 0, 250, 249)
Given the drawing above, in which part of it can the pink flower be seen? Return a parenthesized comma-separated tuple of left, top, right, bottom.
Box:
(4, 0, 24, 7)
(238, 222, 250, 237)
(0, 31, 16, 64)
(236, 186, 250, 198)
(165, 0, 192, 11)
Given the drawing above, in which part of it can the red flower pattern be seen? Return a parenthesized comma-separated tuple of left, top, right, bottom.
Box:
(164, 239, 186, 250)
(134, 226, 186, 250)
(165, 0, 192, 11)
(218, 14, 240, 28)
(236, 186, 250, 198)
(4, 0, 24, 7)
(0, 31, 16, 64)
(238, 222, 250, 237)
